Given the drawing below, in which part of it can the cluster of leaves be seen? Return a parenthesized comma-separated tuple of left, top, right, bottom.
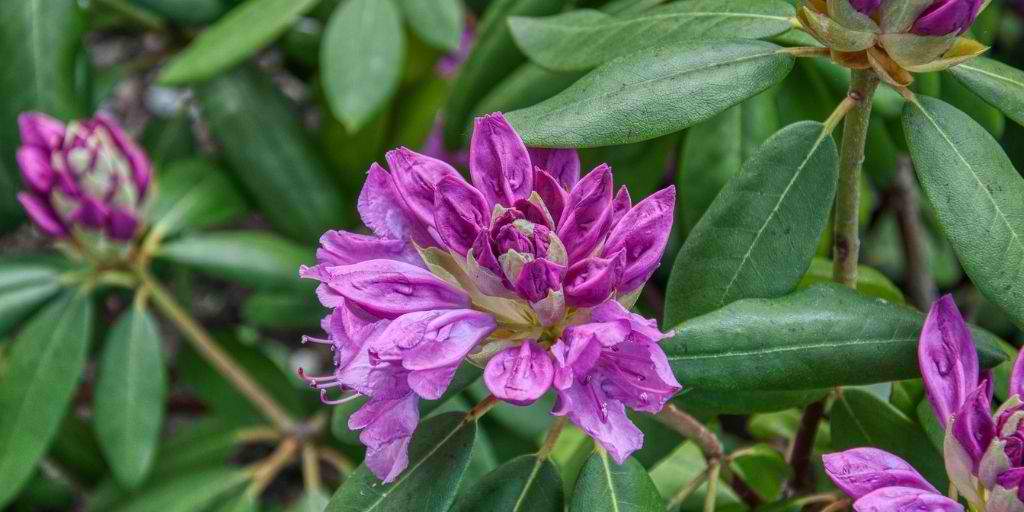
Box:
(2, 0, 1024, 510)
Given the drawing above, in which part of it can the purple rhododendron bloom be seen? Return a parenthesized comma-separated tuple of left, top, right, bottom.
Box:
(16, 112, 151, 241)
(912, 0, 985, 36)
(300, 112, 678, 482)
(825, 296, 1024, 511)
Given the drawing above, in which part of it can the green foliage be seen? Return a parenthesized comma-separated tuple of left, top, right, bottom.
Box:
(570, 451, 664, 512)
(451, 454, 564, 511)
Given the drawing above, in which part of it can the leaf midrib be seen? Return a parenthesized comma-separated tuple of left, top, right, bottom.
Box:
(666, 335, 915, 362)
(599, 450, 622, 512)
(955, 61, 1024, 90)
(510, 456, 544, 512)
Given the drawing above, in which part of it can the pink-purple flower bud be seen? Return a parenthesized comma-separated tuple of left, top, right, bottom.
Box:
(16, 112, 151, 241)
(484, 341, 554, 406)
(849, 0, 881, 14)
(911, 0, 985, 36)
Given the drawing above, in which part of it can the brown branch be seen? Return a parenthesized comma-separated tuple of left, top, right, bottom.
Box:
(786, 399, 827, 495)
(891, 156, 936, 310)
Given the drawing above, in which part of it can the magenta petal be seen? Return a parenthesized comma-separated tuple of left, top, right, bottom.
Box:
(386, 147, 461, 229)
(95, 114, 153, 194)
(564, 250, 625, 308)
(997, 468, 1024, 499)
(434, 176, 491, 256)
(822, 448, 939, 500)
(17, 112, 65, 149)
(853, 486, 964, 512)
(912, 0, 983, 36)
(848, 0, 881, 15)
(311, 259, 470, 319)
(1010, 352, 1024, 400)
(527, 147, 580, 190)
(17, 192, 67, 237)
(385, 309, 496, 370)
(16, 146, 55, 193)
(610, 186, 632, 227)
(358, 163, 436, 247)
(469, 113, 532, 208)
(350, 394, 420, 483)
(591, 299, 668, 343)
(534, 168, 568, 224)
(408, 365, 459, 400)
(316, 230, 424, 268)
(553, 380, 643, 464)
(919, 295, 979, 429)
(950, 383, 995, 471)
(106, 207, 139, 241)
(73, 196, 109, 229)
(484, 341, 555, 406)
(558, 164, 613, 264)
(603, 186, 675, 294)
(513, 258, 565, 303)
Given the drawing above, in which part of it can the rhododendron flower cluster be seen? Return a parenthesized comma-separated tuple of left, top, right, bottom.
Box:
(15, 112, 151, 243)
(824, 296, 1024, 512)
(300, 112, 679, 482)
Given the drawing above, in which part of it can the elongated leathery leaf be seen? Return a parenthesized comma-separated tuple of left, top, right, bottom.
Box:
(949, 57, 1024, 127)
(451, 454, 563, 512)
(663, 283, 1006, 391)
(509, 0, 795, 72)
(570, 451, 664, 511)
(326, 412, 477, 511)
(903, 96, 1024, 329)
(665, 121, 838, 327)
(507, 39, 794, 147)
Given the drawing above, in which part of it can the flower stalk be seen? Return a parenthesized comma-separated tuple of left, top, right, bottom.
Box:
(137, 267, 298, 432)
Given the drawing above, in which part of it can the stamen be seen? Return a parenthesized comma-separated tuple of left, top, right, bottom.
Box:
(301, 335, 333, 345)
(319, 388, 361, 405)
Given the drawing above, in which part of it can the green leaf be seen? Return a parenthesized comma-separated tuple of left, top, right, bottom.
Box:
(451, 454, 563, 512)
(509, 0, 795, 72)
(673, 388, 829, 416)
(215, 493, 258, 512)
(443, 0, 568, 148)
(730, 444, 791, 502)
(948, 57, 1024, 127)
(95, 305, 166, 489)
(0, 291, 93, 508)
(321, 0, 405, 132)
(649, 443, 742, 511)
(110, 467, 251, 512)
(797, 256, 905, 304)
(326, 412, 477, 511)
(397, 0, 464, 51)
(290, 490, 330, 512)
(940, 70, 1005, 138)
(663, 283, 1006, 391)
(159, 231, 311, 290)
(0, 258, 64, 336)
(141, 113, 197, 167)
(831, 388, 947, 489)
(196, 66, 352, 243)
(507, 39, 794, 147)
(157, 0, 320, 85)
(148, 159, 248, 236)
(128, 0, 226, 25)
(472, 63, 583, 125)
(48, 413, 109, 486)
(571, 450, 664, 511)
(0, 0, 84, 231)
(665, 121, 837, 327)
(678, 90, 780, 237)
(903, 96, 1024, 329)
(242, 292, 322, 329)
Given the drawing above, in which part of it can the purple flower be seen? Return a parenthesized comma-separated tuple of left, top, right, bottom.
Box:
(16, 112, 151, 241)
(550, 301, 681, 463)
(911, 0, 985, 36)
(300, 111, 677, 482)
(826, 296, 1024, 511)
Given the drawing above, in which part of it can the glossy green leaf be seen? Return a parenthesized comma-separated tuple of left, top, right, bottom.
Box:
(941, 71, 1005, 138)
(148, 159, 248, 236)
(451, 453, 563, 511)
(665, 121, 837, 326)
(110, 467, 251, 512)
(673, 388, 829, 416)
(903, 96, 1024, 329)
(949, 57, 1024, 127)
(663, 283, 1006, 391)
(215, 493, 258, 512)
(507, 39, 794, 147)
(196, 66, 351, 242)
(678, 89, 780, 236)
(290, 490, 330, 512)
(443, 0, 568, 148)
(397, 0, 464, 51)
(797, 256, 905, 304)
(327, 412, 477, 511)
(730, 444, 791, 501)
(141, 113, 197, 167)
(571, 450, 664, 511)
(129, 0, 225, 25)
(509, 0, 795, 72)
(158, 0, 320, 85)
(48, 414, 109, 486)
(95, 305, 166, 489)
(0, 292, 93, 508)
(0, 0, 84, 231)
(322, 0, 405, 131)
(832, 388, 947, 489)
(242, 292, 322, 329)
(0, 259, 64, 336)
(159, 231, 311, 290)
(472, 63, 583, 124)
